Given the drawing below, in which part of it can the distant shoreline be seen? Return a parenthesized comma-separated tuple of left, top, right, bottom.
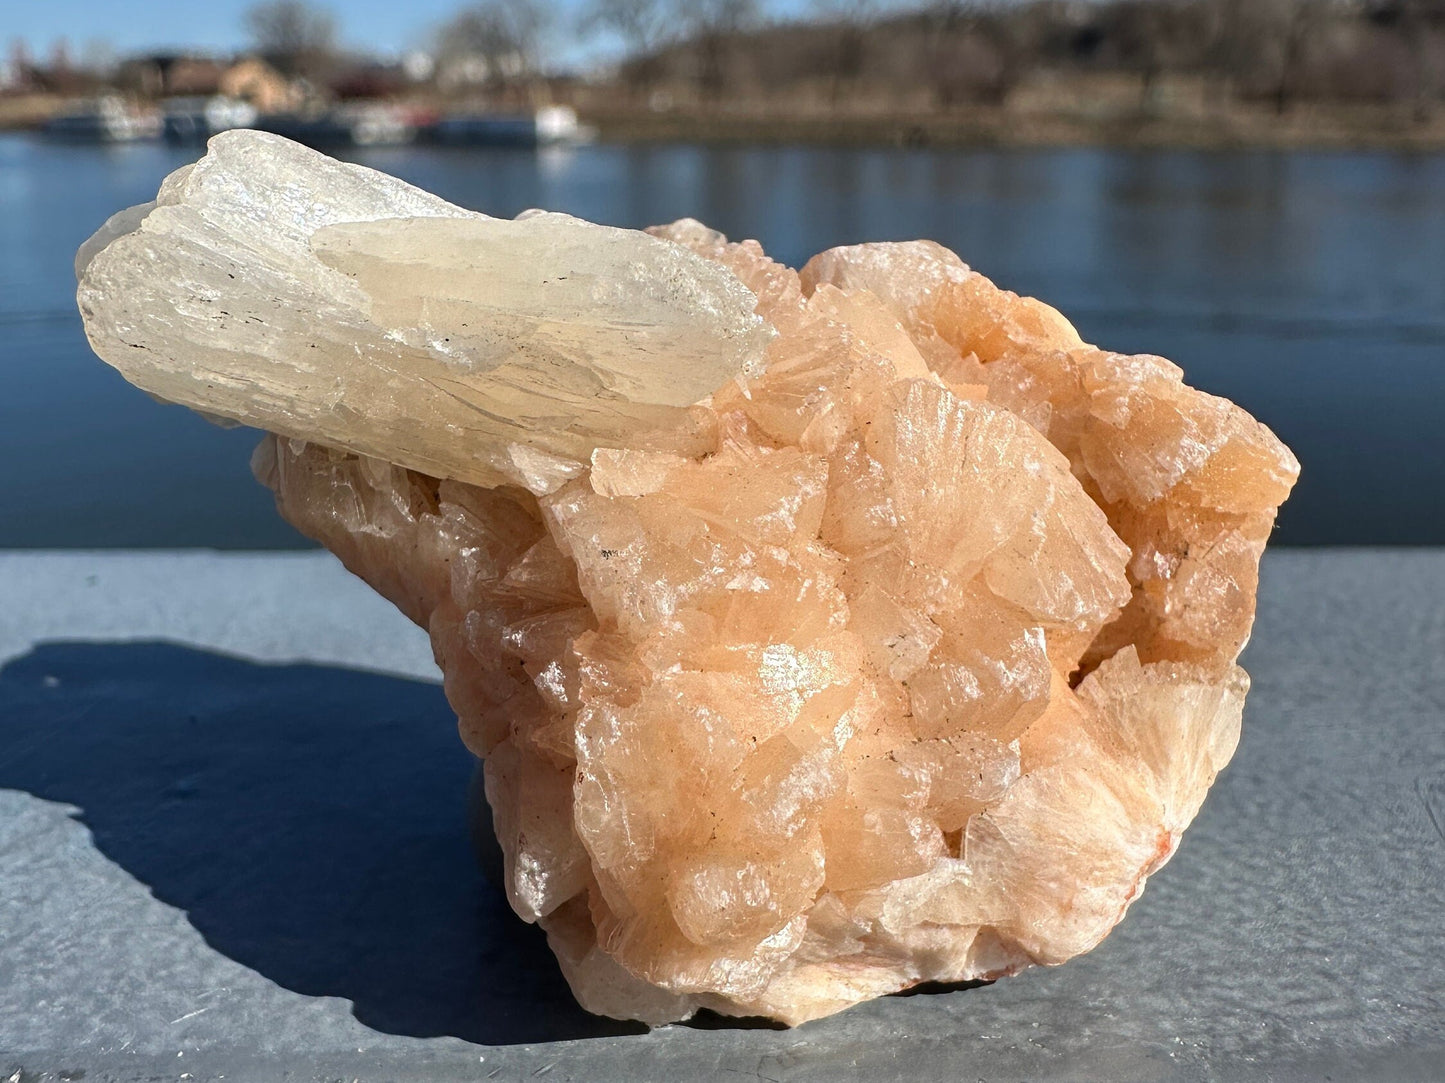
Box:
(583, 106, 1445, 153)
(5, 93, 1445, 153)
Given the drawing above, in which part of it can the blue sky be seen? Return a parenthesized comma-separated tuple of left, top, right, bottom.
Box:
(6, 0, 829, 65)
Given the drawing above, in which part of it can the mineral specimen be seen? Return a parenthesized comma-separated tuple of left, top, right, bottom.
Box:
(77, 131, 1299, 1026)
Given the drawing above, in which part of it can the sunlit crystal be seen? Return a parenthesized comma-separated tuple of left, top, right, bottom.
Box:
(78, 132, 1298, 1026)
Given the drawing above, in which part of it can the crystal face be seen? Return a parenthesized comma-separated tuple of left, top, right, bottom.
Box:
(78, 133, 1299, 1026)
(77, 131, 770, 490)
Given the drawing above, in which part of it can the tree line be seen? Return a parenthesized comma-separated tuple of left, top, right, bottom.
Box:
(583, 0, 1445, 118)
(210, 0, 1445, 120)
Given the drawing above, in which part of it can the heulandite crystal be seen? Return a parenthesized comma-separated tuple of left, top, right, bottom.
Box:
(77, 132, 1298, 1025)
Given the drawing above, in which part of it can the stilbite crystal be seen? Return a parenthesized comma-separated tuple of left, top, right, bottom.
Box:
(77, 132, 1299, 1026)
(77, 131, 770, 490)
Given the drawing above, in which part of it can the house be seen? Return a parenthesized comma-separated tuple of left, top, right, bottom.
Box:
(113, 53, 297, 112)
(117, 53, 227, 98)
(219, 57, 299, 112)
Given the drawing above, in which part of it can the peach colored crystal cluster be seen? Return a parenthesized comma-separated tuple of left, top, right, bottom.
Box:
(75, 134, 1297, 1025)
(253, 221, 1297, 1025)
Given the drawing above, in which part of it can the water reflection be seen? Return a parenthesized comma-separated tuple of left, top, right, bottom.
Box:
(2, 135, 1441, 546)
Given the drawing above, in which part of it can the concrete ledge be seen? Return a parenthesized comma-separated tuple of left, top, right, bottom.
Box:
(1, 549, 1441, 1081)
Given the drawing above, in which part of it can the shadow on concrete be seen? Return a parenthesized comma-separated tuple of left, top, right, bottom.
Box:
(0, 641, 645, 1046)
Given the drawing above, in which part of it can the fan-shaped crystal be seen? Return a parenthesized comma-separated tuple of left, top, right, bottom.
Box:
(77, 132, 1298, 1026)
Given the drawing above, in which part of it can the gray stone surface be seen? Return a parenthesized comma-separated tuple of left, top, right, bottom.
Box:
(0, 548, 1441, 1082)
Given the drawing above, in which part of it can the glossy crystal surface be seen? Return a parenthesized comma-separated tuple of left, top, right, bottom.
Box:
(78, 134, 1298, 1026)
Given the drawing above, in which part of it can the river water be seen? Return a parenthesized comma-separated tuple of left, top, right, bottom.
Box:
(2, 134, 1441, 547)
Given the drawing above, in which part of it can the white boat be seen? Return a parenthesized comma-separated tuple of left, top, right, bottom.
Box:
(255, 103, 415, 148)
(43, 97, 161, 142)
(536, 106, 589, 145)
(427, 106, 591, 148)
(162, 96, 259, 144)
(341, 104, 414, 147)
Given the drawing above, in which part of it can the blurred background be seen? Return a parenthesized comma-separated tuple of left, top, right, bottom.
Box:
(2, 0, 1443, 548)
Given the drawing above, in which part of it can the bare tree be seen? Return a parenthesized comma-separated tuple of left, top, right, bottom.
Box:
(1264, 0, 1327, 114)
(495, 0, 553, 75)
(921, 0, 1024, 107)
(1399, 0, 1443, 121)
(924, 0, 983, 33)
(689, 0, 763, 102)
(579, 0, 677, 97)
(244, 0, 337, 78)
(1194, 0, 1319, 111)
(1112, 1, 1197, 109)
(691, 0, 763, 29)
(1199, 0, 1252, 100)
(813, 0, 879, 107)
(435, 0, 552, 91)
(924, 0, 984, 108)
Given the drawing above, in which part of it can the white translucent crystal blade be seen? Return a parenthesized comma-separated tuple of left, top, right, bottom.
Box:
(76, 131, 770, 489)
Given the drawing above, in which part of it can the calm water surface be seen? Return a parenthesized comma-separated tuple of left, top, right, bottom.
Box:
(2, 134, 1442, 547)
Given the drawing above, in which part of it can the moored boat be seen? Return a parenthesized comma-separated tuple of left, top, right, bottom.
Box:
(425, 106, 588, 147)
(254, 104, 414, 148)
(43, 98, 162, 142)
(162, 96, 260, 144)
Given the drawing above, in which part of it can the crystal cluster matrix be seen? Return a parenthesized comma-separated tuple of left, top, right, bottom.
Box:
(78, 132, 1298, 1026)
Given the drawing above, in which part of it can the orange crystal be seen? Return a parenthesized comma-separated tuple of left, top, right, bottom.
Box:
(252, 220, 1297, 1025)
